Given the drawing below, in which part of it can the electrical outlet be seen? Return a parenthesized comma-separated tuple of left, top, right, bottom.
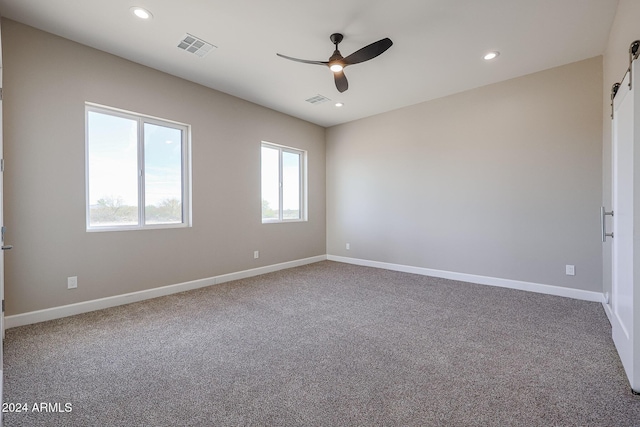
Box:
(346, 243, 350, 250)
(67, 276, 78, 289)
(254, 250, 259, 259)
(565, 265, 575, 276)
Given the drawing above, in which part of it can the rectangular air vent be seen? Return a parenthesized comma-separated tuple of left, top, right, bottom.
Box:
(305, 94, 331, 104)
(177, 33, 216, 57)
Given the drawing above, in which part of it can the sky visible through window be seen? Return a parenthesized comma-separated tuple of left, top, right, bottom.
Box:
(144, 123, 183, 206)
(261, 145, 301, 220)
(87, 111, 138, 207)
(282, 151, 300, 218)
(261, 146, 280, 217)
(87, 110, 184, 227)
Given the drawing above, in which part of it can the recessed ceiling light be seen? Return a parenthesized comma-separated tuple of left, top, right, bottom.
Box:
(335, 102, 344, 107)
(131, 7, 153, 20)
(483, 51, 500, 61)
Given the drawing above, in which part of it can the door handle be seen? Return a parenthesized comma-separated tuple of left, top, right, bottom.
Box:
(601, 206, 614, 242)
(1, 245, 12, 250)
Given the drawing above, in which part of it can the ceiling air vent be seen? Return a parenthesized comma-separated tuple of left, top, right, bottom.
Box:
(177, 33, 216, 57)
(305, 94, 331, 105)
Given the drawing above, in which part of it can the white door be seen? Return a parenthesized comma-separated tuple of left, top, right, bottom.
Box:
(611, 60, 640, 393)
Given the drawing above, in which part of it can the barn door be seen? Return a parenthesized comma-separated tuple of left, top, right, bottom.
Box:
(610, 53, 640, 394)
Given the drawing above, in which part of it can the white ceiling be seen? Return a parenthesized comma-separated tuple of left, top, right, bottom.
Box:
(0, 0, 619, 127)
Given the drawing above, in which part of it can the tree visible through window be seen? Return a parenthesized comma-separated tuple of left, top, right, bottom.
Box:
(261, 142, 306, 222)
(86, 105, 191, 230)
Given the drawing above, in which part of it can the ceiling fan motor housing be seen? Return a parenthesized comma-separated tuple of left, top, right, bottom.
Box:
(330, 33, 344, 45)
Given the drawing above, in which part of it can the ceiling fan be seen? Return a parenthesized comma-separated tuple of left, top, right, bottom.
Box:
(277, 33, 393, 93)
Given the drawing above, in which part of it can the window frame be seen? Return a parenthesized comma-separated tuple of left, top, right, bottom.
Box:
(261, 141, 307, 224)
(85, 103, 192, 232)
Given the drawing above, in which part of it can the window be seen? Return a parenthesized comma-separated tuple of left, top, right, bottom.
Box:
(85, 104, 191, 231)
(261, 142, 306, 222)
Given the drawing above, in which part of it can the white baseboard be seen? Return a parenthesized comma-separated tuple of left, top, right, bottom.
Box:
(5, 255, 327, 329)
(327, 255, 605, 303)
(7, 254, 605, 329)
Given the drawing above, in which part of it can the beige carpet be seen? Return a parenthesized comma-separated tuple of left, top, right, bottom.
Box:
(3, 261, 639, 426)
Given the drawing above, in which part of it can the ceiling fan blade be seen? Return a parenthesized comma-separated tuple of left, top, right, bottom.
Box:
(276, 53, 328, 66)
(334, 70, 348, 93)
(343, 38, 393, 66)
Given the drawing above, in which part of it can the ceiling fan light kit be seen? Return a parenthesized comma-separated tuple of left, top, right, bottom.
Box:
(277, 33, 393, 93)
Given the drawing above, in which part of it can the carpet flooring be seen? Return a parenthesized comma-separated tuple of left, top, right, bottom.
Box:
(3, 261, 639, 426)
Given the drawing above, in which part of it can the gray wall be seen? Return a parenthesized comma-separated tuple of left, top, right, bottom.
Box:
(327, 57, 603, 292)
(2, 13, 613, 317)
(2, 19, 326, 316)
(601, 0, 640, 308)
